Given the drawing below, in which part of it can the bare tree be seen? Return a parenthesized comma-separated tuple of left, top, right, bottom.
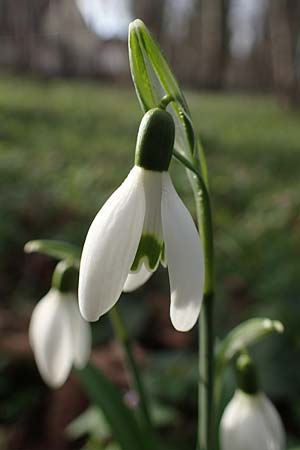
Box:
(267, 0, 300, 107)
(0, 0, 50, 69)
(197, 0, 230, 89)
(157, 0, 231, 88)
(0, 0, 105, 76)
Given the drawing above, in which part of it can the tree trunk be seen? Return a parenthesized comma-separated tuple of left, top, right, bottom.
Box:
(267, 0, 300, 108)
(0, 0, 50, 70)
(197, 0, 230, 89)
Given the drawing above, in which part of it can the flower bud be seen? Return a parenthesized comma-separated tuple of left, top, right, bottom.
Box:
(220, 354, 285, 450)
(220, 390, 285, 450)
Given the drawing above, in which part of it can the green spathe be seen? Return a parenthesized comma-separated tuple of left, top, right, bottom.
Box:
(135, 108, 175, 172)
(131, 233, 163, 271)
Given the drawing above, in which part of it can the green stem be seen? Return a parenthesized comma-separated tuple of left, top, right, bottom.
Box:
(109, 306, 152, 431)
(173, 150, 215, 450)
(158, 94, 174, 110)
(199, 294, 214, 450)
(195, 181, 214, 450)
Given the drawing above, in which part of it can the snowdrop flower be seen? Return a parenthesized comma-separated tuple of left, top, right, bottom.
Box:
(220, 354, 285, 450)
(79, 107, 204, 331)
(220, 390, 285, 450)
(29, 288, 91, 388)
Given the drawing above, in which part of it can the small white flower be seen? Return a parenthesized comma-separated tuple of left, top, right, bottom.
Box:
(29, 288, 91, 388)
(220, 389, 285, 450)
(79, 163, 204, 332)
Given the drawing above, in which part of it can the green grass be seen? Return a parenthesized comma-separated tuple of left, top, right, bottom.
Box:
(1, 75, 300, 442)
(1, 74, 300, 319)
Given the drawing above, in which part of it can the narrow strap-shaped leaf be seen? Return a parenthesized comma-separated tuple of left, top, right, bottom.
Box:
(24, 239, 81, 268)
(75, 364, 162, 450)
(129, 27, 156, 111)
(136, 23, 189, 111)
(129, 19, 209, 186)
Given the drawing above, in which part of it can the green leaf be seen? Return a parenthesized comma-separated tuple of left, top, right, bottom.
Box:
(216, 318, 284, 376)
(129, 25, 156, 112)
(128, 19, 194, 159)
(75, 363, 153, 450)
(24, 239, 81, 268)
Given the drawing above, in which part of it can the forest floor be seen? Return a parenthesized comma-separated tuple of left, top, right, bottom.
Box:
(0, 74, 300, 449)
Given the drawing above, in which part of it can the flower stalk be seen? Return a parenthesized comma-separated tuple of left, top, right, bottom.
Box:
(193, 161, 214, 450)
(109, 306, 153, 431)
(51, 259, 78, 292)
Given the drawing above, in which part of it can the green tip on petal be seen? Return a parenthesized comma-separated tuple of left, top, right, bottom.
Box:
(131, 233, 163, 272)
(135, 108, 175, 172)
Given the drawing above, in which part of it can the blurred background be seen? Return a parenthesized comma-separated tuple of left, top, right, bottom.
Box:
(0, 0, 300, 449)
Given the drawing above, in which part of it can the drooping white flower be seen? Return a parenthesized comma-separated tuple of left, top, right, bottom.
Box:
(220, 389, 285, 450)
(29, 288, 91, 388)
(79, 108, 204, 332)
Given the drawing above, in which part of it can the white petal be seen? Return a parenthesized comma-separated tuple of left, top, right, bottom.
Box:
(123, 263, 153, 292)
(220, 390, 285, 450)
(79, 166, 145, 321)
(65, 294, 92, 368)
(161, 173, 204, 332)
(29, 289, 73, 388)
(258, 393, 285, 450)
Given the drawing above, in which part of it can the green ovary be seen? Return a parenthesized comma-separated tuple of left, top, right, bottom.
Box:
(131, 233, 163, 271)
